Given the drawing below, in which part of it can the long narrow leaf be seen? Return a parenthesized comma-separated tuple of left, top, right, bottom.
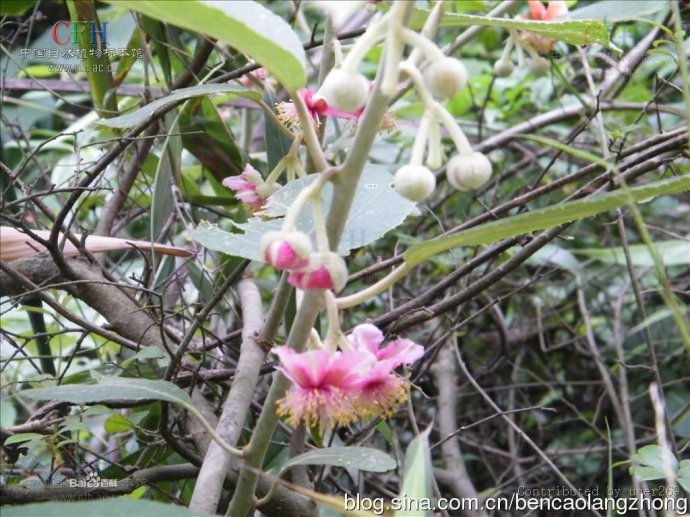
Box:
(405, 176, 690, 266)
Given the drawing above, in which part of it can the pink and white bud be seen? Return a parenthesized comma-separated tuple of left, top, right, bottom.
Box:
(393, 164, 436, 202)
(260, 231, 312, 270)
(316, 68, 370, 112)
(423, 57, 468, 99)
(288, 252, 348, 292)
(446, 152, 493, 191)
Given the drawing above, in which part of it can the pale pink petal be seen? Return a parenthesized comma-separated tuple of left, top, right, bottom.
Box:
(544, 1, 568, 19)
(222, 176, 250, 190)
(274, 346, 330, 388)
(235, 190, 262, 203)
(527, 0, 547, 20)
(322, 350, 374, 391)
(348, 323, 385, 355)
(376, 338, 424, 366)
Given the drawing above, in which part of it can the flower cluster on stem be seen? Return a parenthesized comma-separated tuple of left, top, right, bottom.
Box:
(275, 316, 424, 430)
(493, 1, 570, 78)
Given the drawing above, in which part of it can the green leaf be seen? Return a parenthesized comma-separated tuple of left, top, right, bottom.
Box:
(281, 446, 396, 473)
(264, 88, 292, 171)
(404, 175, 690, 266)
(3, 432, 46, 446)
(96, 84, 261, 129)
(398, 427, 433, 517)
(678, 460, 690, 493)
(104, 414, 134, 433)
(629, 465, 666, 481)
(2, 499, 214, 517)
(412, 8, 609, 46)
(630, 444, 679, 481)
(569, 0, 670, 22)
(627, 306, 690, 337)
(151, 112, 180, 241)
(189, 166, 416, 260)
(0, 0, 35, 16)
(573, 240, 690, 267)
(21, 377, 193, 406)
(102, 0, 306, 91)
(515, 134, 610, 168)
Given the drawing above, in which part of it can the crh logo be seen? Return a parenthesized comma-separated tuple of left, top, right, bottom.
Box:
(51, 21, 107, 46)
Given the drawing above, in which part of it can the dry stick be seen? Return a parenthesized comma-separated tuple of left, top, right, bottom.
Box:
(189, 279, 265, 514)
(0, 259, 157, 352)
(615, 213, 677, 456)
(576, 277, 628, 431)
(96, 125, 158, 236)
(580, 32, 681, 457)
(507, 349, 526, 486)
(454, 348, 604, 517)
(432, 340, 488, 517)
(610, 268, 644, 515)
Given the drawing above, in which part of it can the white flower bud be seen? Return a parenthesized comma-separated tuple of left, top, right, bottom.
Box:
(316, 68, 370, 112)
(530, 56, 549, 76)
(446, 152, 492, 191)
(494, 58, 514, 78)
(423, 57, 468, 99)
(394, 165, 436, 202)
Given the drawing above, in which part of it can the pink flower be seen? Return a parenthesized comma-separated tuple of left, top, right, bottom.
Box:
(239, 67, 268, 87)
(276, 88, 360, 131)
(274, 324, 424, 429)
(222, 164, 276, 213)
(274, 346, 371, 429)
(347, 323, 424, 367)
(527, 1, 568, 21)
(347, 324, 424, 417)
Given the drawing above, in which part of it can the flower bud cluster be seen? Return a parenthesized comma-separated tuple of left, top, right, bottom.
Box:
(492, 1, 569, 78)
(385, 31, 492, 203)
(260, 231, 348, 292)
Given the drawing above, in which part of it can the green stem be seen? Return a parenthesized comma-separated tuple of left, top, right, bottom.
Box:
(66, 0, 117, 118)
(410, 111, 431, 166)
(400, 27, 445, 62)
(381, 3, 407, 96)
(336, 262, 413, 309)
(225, 6, 415, 516)
(341, 17, 388, 73)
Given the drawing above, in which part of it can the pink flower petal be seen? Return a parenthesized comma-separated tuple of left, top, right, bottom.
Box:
(348, 323, 384, 355)
(545, 1, 568, 19)
(376, 338, 424, 366)
(288, 267, 334, 290)
(274, 346, 330, 388)
(527, 0, 547, 20)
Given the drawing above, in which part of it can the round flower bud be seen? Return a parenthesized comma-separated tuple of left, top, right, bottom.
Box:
(316, 68, 370, 112)
(260, 231, 312, 270)
(288, 252, 348, 292)
(493, 58, 514, 78)
(423, 57, 468, 99)
(530, 56, 549, 76)
(446, 152, 492, 191)
(394, 165, 436, 202)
